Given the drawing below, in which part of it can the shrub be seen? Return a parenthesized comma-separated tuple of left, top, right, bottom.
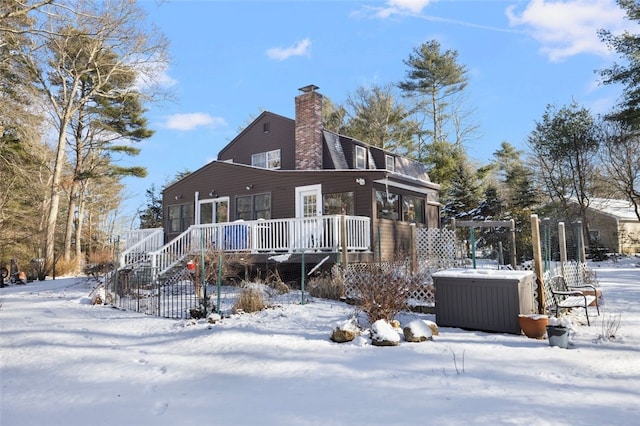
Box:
(353, 263, 418, 325)
(598, 313, 622, 341)
(263, 269, 290, 295)
(233, 288, 265, 314)
(186, 250, 256, 285)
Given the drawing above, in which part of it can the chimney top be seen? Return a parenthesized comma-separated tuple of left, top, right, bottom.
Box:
(298, 84, 319, 93)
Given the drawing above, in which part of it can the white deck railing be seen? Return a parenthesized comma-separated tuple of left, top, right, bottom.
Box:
(147, 215, 371, 277)
(118, 228, 164, 267)
(121, 228, 164, 250)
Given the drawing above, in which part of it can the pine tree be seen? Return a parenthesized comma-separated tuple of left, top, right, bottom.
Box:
(139, 184, 163, 229)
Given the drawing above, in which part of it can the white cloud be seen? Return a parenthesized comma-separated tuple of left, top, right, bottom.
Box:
(163, 113, 226, 131)
(266, 38, 311, 61)
(373, 0, 435, 18)
(506, 0, 639, 62)
(133, 57, 177, 91)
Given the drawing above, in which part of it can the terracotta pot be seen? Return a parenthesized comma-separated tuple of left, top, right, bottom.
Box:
(518, 314, 549, 339)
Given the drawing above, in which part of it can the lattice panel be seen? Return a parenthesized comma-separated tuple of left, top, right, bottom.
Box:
(415, 228, 460, 270)
(344, 261, 435, 306)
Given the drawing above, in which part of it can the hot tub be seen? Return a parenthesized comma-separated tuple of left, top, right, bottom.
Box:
(432, 269, 535, 334)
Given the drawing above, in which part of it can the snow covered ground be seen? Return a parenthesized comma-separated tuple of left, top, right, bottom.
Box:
(1, 259, 639, 426)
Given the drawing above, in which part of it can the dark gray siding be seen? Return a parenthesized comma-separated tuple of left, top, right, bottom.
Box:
(217, 112, 296, 170)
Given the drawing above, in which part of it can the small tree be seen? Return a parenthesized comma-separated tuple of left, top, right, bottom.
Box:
(139, 184, 163, 229)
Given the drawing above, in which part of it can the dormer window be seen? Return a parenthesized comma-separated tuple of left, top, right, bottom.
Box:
(355, 145, 367, 169)
(385, 154, 395, 172)
(252, 149, 281, 169)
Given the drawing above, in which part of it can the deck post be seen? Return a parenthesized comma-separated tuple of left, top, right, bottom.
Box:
(341, 215, 348, 266)
(531, 214, 546, 314)
(410, 224, 417, 274)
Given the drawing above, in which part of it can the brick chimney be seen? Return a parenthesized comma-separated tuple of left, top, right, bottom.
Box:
(295, 84, 323, 170)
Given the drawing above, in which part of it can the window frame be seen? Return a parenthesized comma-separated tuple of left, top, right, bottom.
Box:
(235, 193, 272, 220)
(375, 190, 399, 220)
(167, 203, 194, 233)
(323, 192, 355, 215)
(402, 195, 425, 224)
(251, 149, 281, 169)
(355, 145, 367, 169)
(385, 154, 395, 172)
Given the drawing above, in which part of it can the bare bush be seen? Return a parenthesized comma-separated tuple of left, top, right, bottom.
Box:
(233, 288, 266, 314)
(186, 250, 256, 285)
(263, 269, 290, 295)
(353, 263, 418, 324)
(307, 266, 345, 300)
(599, 313, 622, 341)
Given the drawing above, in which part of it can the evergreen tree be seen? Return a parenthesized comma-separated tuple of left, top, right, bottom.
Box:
(341, 84, 416, 154)
(599, 0, 640, 126)
(442, 160, 482, 222)
(398, 40, 476, 188)
(139, 184, 163, 229)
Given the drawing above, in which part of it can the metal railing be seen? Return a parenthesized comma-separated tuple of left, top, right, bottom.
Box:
(106, 265, 201, 319)
(148, 215, 371, 277)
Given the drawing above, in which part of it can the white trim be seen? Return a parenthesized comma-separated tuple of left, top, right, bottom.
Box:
(295, 184, 322, 218)
(196, 196, 230, 225)
(373, 178, 431, 195)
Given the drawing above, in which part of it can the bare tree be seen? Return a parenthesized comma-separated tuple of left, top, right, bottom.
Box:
(600, 121, 640, 219)
(527, 101, 600, 235)
(19, 0, 168, 269)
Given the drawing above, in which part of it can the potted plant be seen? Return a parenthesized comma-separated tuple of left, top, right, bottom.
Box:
(546, 317, 572, 348)
(518, 314, 549, 339)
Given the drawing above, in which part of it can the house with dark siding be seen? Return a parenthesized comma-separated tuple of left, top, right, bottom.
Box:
(160, 85, 441, 265)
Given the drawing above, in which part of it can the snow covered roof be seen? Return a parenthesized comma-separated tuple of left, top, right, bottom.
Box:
(587, 198, 639, 220)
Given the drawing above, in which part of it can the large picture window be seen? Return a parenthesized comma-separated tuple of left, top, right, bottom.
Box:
(236, 193, 272, 220)
(323, 192, 354, 215)
(376, 191, 426, 223)
(403, 195, 425, 223)
(251, 149, 281, 169)
(376, 190, 399, 220)
(168, 203, 194, 233)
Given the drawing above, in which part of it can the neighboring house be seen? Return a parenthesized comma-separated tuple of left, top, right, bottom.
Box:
(160, 85, 441, 267)
(584, 198, 640, 254)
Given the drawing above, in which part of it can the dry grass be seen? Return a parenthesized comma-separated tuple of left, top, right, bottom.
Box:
(263, 269, 290, 295)
(233, 287, 266, 314)
(307, 266, 345, 300)
(53, 257, 81, 277)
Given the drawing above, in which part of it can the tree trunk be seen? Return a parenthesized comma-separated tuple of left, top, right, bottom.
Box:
(63, 189, 77, 261)
(44, 120, 70, 269)
(75, 190, 87, 262)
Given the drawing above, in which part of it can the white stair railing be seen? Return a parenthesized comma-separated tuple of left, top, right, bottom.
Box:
(118, 228, 164, 267)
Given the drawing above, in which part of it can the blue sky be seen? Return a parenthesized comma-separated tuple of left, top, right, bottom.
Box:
(120, 0, 638, 224)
